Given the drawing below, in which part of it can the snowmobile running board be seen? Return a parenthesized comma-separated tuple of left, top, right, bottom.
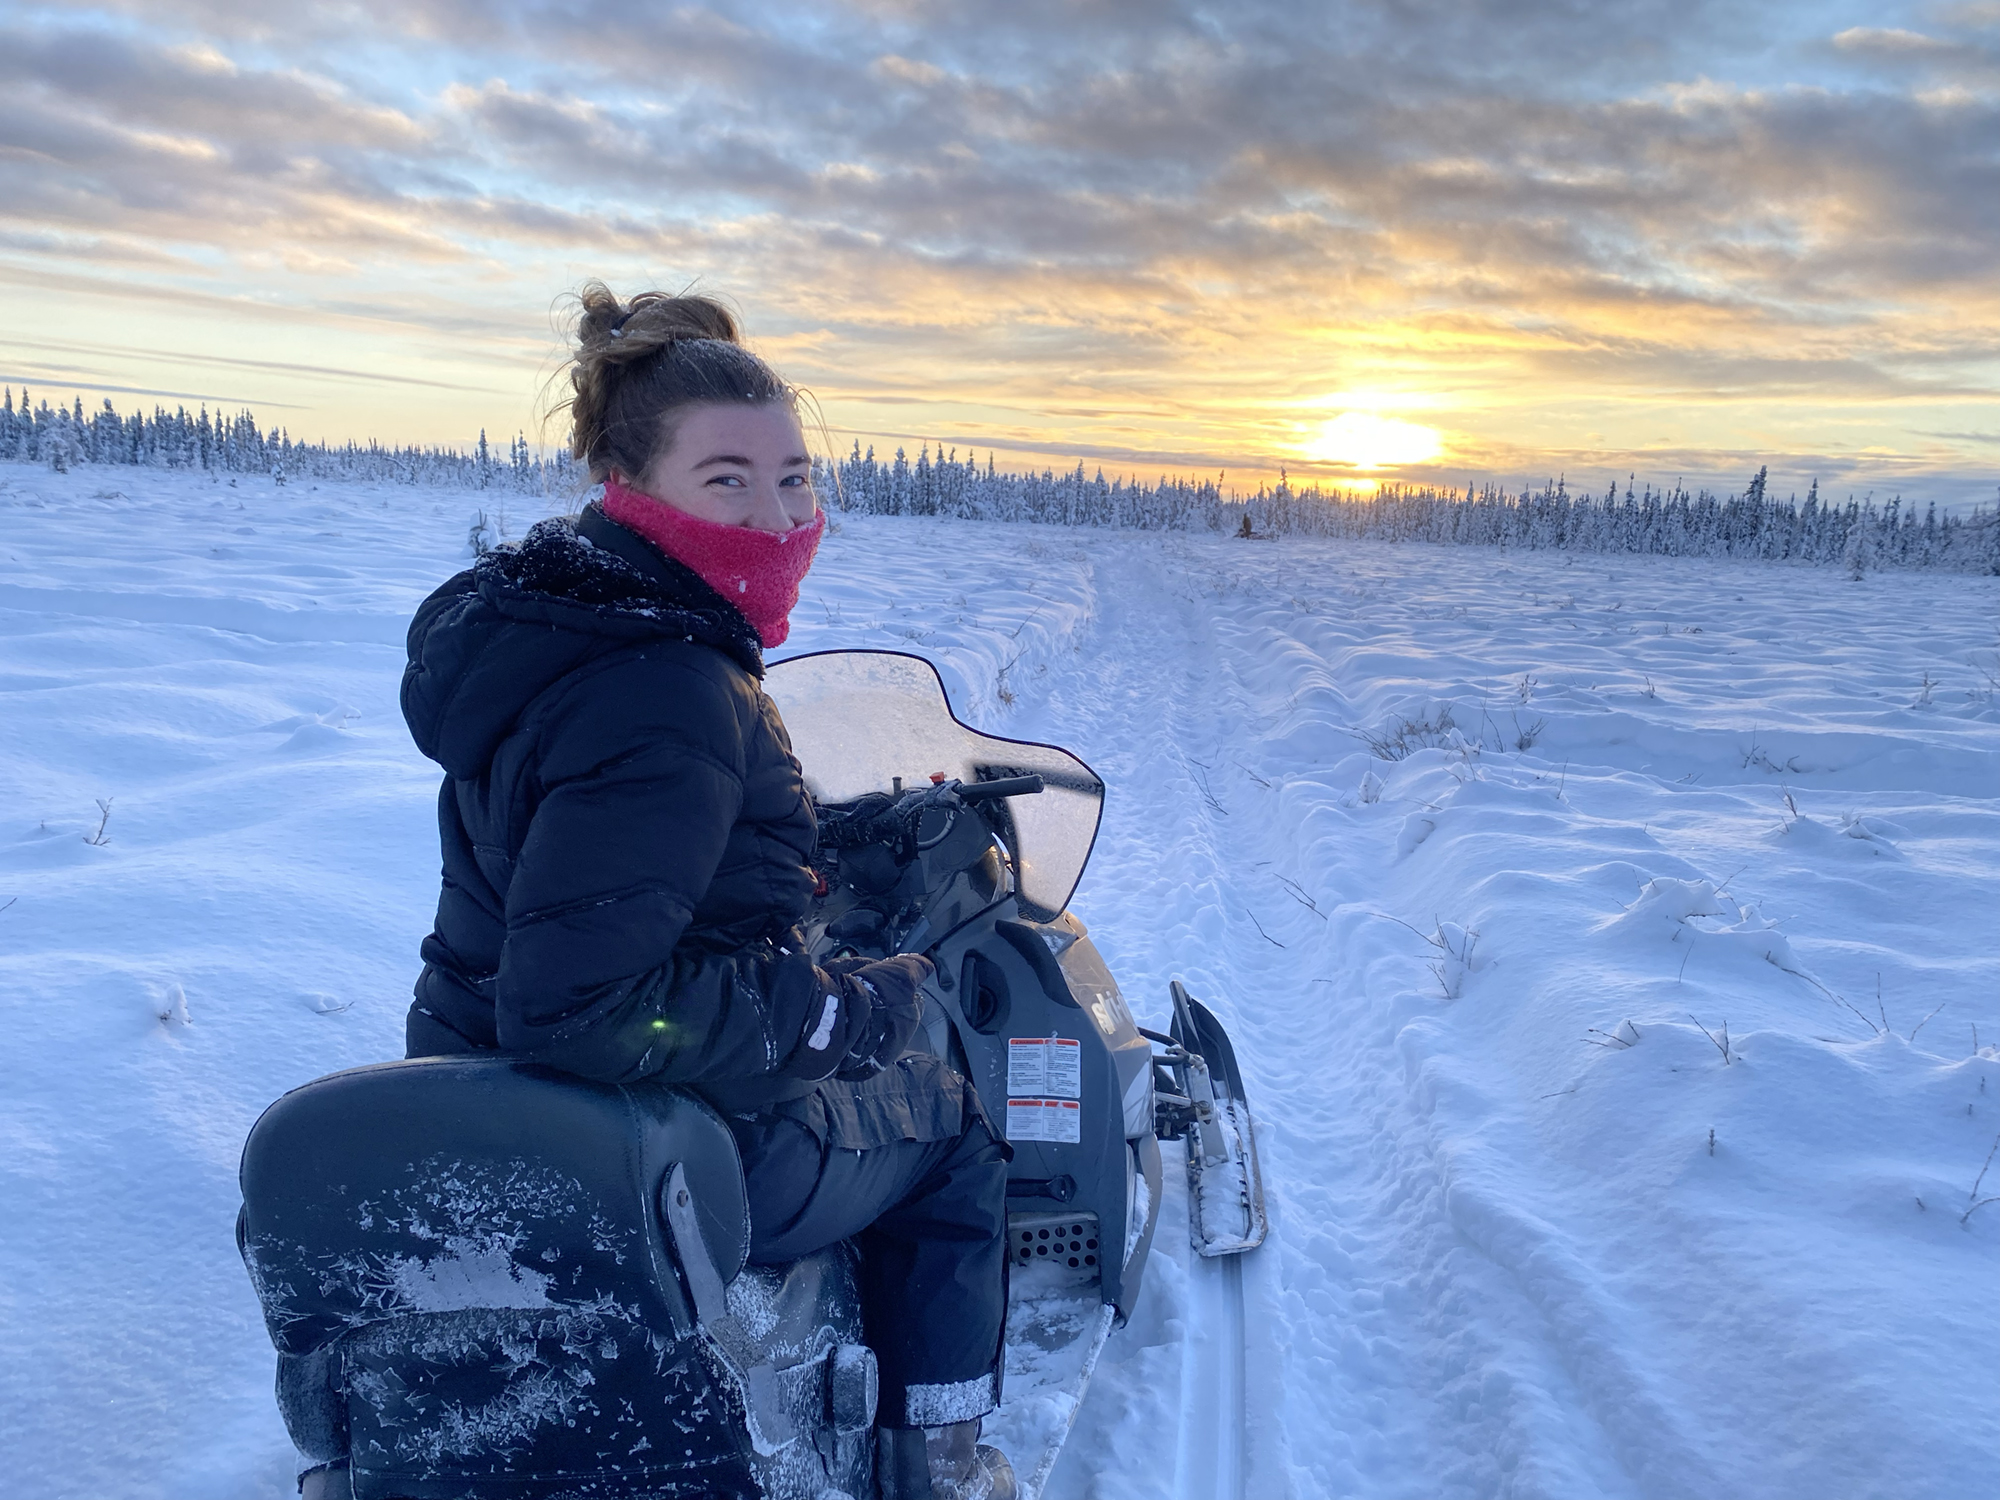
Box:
(1169, 980, 1269, 1257)
(989, 1272, 1119, 1500)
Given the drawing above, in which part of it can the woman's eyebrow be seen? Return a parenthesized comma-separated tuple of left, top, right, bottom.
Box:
(689, 452, 813, 470)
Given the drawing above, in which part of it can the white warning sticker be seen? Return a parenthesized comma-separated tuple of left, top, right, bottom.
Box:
(1007, 1037, 1081, 1099)
(1005, 1097, 1082, 1144)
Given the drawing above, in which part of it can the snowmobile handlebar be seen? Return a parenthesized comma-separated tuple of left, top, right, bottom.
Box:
(956, 774, 1045, 802)
(816, 774, 1044, 851)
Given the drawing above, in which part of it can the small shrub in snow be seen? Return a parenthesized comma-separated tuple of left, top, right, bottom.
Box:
(1276, 875, 1328, 920)
(1369, 911, 1481, 998)
(1969, 648, 2000, 704)
(1427, 921, 1480, 998)
(1689, 1014, 1735, 1065)
(1963, 1134, 2000, 1226)
(1907, 999, 1947, 1045)
(156, 984, 190, 1026)
(1585, 1020, 1642, 1050)
(1356, 707, 1459, 760)
(1741, 739, 1803, 776)
(467, 509, 502, 557)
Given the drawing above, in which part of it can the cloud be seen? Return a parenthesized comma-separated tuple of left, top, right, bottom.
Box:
(12, 8, 1993, 308)
(0, 336, 492, 391)
(0, 19, 454, 260)
(0, 1, 1994, 488)
(0, 24, 425, 153)
(1827, 20, 2000, 85)
(1835, 26, 1955, 54)
(0, 372, 304, 407)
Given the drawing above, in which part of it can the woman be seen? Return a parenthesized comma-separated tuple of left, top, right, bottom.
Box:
(399, 285, 1015, 1500)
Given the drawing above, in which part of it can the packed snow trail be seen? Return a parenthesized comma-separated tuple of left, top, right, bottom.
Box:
(1, 468, 1995, 1499)
(1177, 1256, 1247, 1500)
(1001, 543, 1273, 1500)
(1001, 534, 1655, 1498)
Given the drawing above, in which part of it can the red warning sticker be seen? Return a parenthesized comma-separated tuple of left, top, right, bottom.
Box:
(1006, 1097, 1082, 1144)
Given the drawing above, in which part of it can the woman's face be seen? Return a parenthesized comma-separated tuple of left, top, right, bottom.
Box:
(628, 402, 817, 532)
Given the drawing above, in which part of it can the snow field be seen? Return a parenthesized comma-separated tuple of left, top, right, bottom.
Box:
(1, 462, 1995, 1499)
(1019, 532, 2000, 1500)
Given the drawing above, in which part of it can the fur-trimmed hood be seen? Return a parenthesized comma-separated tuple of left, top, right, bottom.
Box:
(401, 503, 764, 778)
(477, 503, 765, 672)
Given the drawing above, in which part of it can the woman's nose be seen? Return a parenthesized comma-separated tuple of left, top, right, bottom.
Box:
(746, 483, 796, 533)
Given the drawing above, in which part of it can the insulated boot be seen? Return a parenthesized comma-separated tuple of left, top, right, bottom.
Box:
(298, 1462, 352, 1500)
(876, 1420, 1017, 1500)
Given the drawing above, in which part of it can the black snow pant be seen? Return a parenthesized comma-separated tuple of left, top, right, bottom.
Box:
(723, 1053, 1012, 1430)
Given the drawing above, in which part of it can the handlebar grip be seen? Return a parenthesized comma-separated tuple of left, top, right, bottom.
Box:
(959, 774, 1045, 802)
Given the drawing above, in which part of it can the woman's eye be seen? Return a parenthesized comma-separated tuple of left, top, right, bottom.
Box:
(707, 474, 747, 488)
(780, 474, 807, 487)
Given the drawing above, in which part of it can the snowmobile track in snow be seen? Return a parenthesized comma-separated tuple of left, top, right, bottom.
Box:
(1176, 1252, 1249, 1500)
(1000, 538, 1274, 1500)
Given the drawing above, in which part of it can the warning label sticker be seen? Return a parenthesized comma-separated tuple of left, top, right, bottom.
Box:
(1006, 1097, 1082, 1144)
(1007, 1037, 1081, 1099)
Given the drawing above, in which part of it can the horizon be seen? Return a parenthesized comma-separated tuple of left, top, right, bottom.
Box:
(11, 382, 1995, 521)
(1, 3, 1996, 508)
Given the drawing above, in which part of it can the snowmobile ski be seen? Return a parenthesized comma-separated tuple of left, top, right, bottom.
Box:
(1164, 980, 1268, 1256)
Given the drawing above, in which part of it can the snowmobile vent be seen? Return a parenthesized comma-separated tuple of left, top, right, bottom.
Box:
(1009, 1211, 1101, 1285)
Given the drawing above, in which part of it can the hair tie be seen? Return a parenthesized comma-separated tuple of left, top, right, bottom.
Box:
(608, 310, 633, 340)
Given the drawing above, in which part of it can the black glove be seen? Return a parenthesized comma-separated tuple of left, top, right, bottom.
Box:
(779, 953, 932, 1082)
(833, 954, 932, 1080)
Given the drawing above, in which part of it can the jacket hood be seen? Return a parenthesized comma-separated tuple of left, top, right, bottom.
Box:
(402, 505, 764, 777)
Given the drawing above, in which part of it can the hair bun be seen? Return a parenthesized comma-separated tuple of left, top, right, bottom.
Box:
(576, 281, 739, 355)
(564, 280, 792, 483)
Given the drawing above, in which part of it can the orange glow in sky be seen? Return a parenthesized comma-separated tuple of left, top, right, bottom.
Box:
(0, 6, 1993, 505)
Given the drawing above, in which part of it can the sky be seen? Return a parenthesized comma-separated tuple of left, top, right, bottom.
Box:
(1, 0, 1997, 504)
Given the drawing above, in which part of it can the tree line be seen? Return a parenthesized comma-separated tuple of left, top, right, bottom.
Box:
(826, 443, 1998, 575)
(0, 388, 573, 490)
(5, 389, 1993, 574)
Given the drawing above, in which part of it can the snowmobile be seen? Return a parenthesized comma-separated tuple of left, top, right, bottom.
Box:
(237, 649, 1267, 1500)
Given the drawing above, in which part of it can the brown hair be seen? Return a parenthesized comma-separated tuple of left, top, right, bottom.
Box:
(564, 281, 792, 483)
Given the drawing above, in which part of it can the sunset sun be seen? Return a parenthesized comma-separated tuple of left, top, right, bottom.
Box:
(1303, 411, 1444, 470)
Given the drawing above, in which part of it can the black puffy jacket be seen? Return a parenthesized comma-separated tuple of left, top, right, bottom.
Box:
(400, 502, 847, 1109)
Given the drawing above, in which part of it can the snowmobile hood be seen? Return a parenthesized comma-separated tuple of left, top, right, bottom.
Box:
(401, 504, 764, 777)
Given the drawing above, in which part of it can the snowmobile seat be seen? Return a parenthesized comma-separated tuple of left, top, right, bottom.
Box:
(237, 1055, 773, 1499)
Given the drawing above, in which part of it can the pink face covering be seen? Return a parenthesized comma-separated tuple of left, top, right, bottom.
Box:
(601, 477, 824, 648)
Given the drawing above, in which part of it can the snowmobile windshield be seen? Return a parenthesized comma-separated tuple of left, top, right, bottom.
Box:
(765, 650, 1105, 921)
